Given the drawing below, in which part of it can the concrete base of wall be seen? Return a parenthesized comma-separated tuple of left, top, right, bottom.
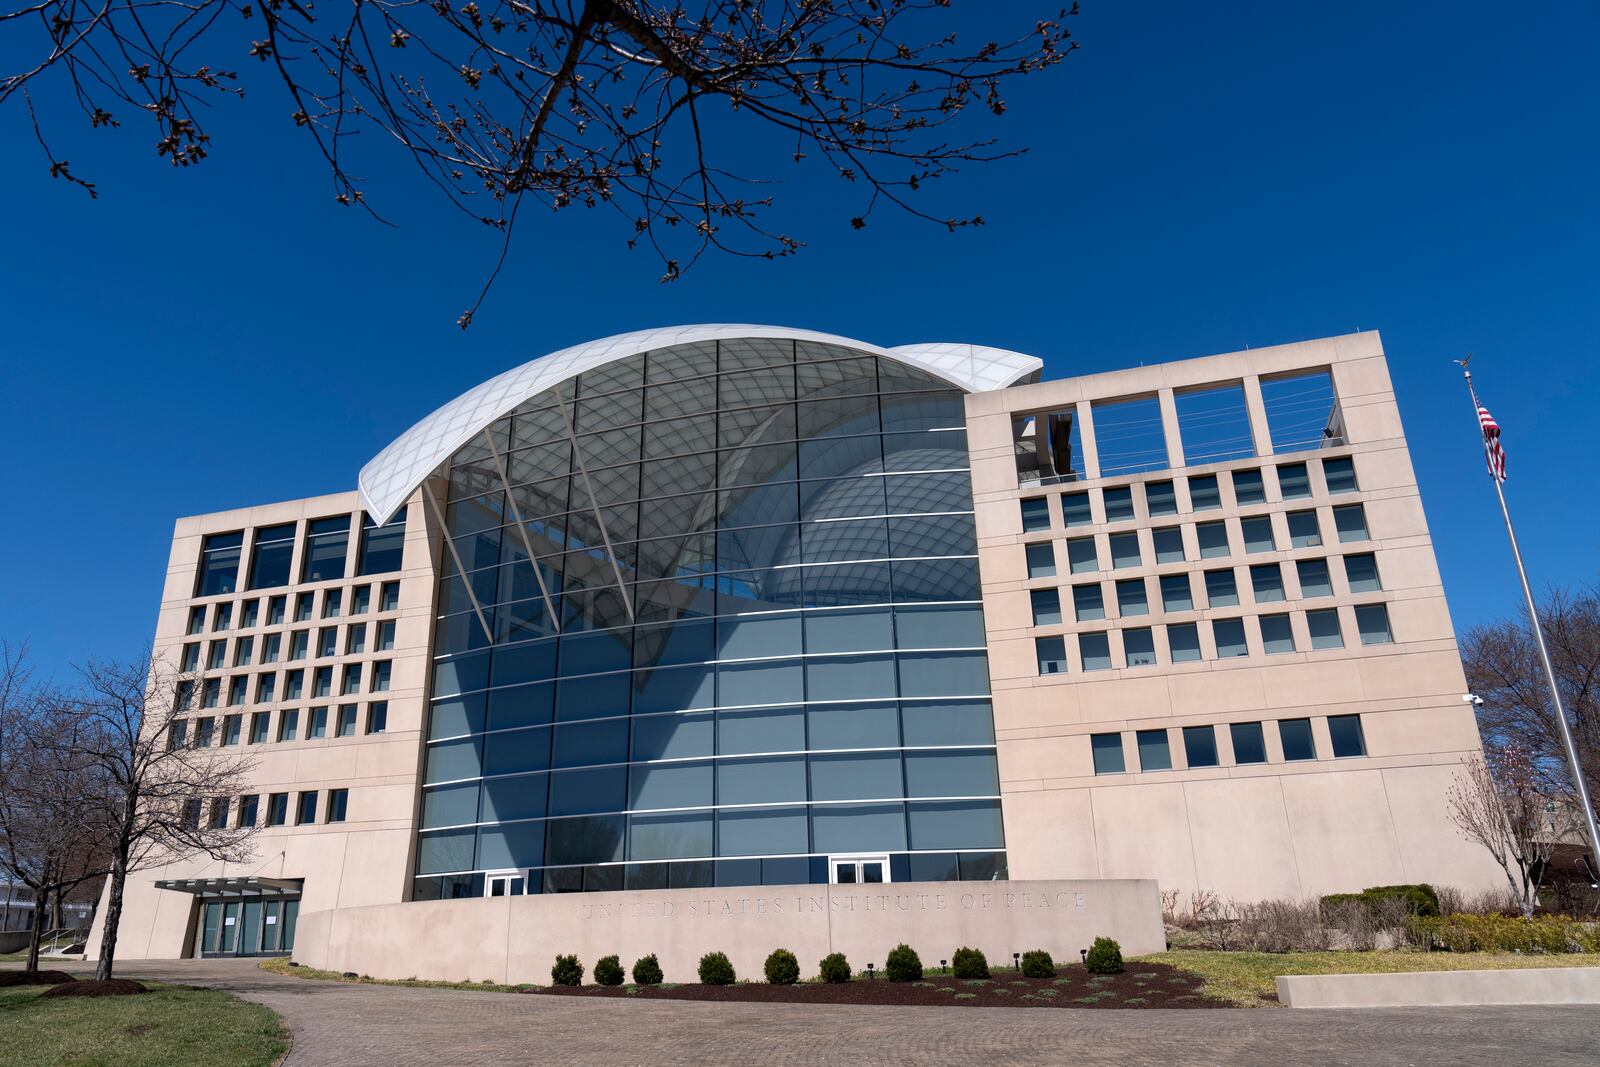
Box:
(294, 878, 1163, 985)
(1276, 966, 1600, 1008)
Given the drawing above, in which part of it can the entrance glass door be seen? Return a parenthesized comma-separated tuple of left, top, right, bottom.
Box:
(828, 855, 890, 885)
(487, 872, 526, 897)
(198, 896, 300, 957)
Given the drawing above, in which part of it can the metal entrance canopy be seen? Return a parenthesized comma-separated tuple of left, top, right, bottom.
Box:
(156, 877, 303, 898)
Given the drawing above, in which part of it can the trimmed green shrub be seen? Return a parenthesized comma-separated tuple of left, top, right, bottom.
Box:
(950, 946, 989, 980)
(550, 954, 584, 986)
(884, 943, 924, 982)
(631, 954, 663, 985)
(698, 951, 736, 985)
(1019, 949, 1055, 978)
(1084, 937, 1123, 975)
(593, 955, 624, 986)
(818, 952, 852, 983)
(1410, 914, 1600, 953)
(1321, 883, 1441, 918)
(764, 949, 800, 985)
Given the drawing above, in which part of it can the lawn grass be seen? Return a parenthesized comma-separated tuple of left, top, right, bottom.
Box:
(259, 955, 534, 993)
(0, 981, 288, 1067)
(1146, 949, 1600, 1007)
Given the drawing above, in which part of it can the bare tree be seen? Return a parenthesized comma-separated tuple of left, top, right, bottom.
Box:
(1448, 747, 1573, 917)
(1463, 582, 1600, 807)
(1, 2, 1075, 324)
(0, 645, 113, 973)
(69, 653, 259, 982)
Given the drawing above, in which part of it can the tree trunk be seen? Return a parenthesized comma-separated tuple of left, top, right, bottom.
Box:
(24, 885, 44, 973)
(95, 846, 129, 982)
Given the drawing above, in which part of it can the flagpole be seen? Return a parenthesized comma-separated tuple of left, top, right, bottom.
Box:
(1459, 361, 1600, 868)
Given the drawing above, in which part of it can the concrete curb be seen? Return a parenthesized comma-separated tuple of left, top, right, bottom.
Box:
(1276, 966, 1600, 1008)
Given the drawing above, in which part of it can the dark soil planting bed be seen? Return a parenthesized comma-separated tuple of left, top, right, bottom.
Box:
(0, 969, 78, 987)
(39, 978, 148, 998)
(529, 962, 1231, 1008)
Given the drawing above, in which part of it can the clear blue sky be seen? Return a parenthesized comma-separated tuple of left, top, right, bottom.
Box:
(2, 3, 1596, 680)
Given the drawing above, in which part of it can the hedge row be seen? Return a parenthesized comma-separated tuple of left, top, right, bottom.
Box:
(1409, 914, 1600, 954)
(542, 939, 1125, 985)
(1320, 883, 1441, 918)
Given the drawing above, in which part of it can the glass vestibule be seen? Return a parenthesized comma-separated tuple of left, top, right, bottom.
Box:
(198, 897, 299, 957)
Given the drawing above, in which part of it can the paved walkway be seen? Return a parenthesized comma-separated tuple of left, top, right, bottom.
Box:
(20, 958, 1599, 1066)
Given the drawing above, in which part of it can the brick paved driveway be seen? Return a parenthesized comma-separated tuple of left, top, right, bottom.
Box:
(27, 958, 1600, 1066)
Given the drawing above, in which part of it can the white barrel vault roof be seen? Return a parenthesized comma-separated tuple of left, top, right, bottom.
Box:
(357, 324, 1042, 523)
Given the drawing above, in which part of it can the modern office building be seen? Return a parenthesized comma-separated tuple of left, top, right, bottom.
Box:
(88, 325, 1500, 972)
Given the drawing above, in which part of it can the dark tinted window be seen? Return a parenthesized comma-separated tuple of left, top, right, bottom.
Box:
(1279, 718, 1316, 761)
(1230, 721, 1267, 764)
(197, 532, 243, 596)
(1183, 725, 1218, 768)
(359, 509, 408, 574)
(303, 517, 351, 582)
(1328, 714, 1366, 757)
(249, 524, 297, 590)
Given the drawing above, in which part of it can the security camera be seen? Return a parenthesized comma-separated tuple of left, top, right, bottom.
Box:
(1462, 694, 1485, 707)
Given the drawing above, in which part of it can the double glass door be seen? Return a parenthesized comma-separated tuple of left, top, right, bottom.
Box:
(829, 855, 890, 885)
(198, 897, 299, 957)
(487, 872, 526, 897)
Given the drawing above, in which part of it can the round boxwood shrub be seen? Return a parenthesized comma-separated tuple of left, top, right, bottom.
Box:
(593, 954, 625, 987)
(818, 951, 851, 984)
(550, 954, 584, 987)
(631, 954, 663, 985)
(763, 948, 800, 985)
(698, 950, 736, 986)
(1019, 949, 1055, 978)
(884, 943, 924, 982)
(950, 946, 989, 980)
(1084, 936, 1123, 975)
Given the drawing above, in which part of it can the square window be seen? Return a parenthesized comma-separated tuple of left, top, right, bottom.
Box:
(1025, 542, 1056, 579)
(194, 717, 216, 745)
(222, 714, 241, 746)
(352, 585, 371, 615)
(1286, 510, 1322, 548)
(1277, 462, 1311, 499)
(207, 642, 226, 670)
(290, 631, 308, 661)
(1196, 521, 1229, 559)
(1152, 526, 1185, 564)
(1334, 503, 1369, 542)
(367, 702, 389, 734)
(1145, 480, 1178, 516)
(1061, 492, 1092, 527)
(1115, 578, 1149, 617)
(1030, 589, 1062, 626)
(326, 788, 349, 824)
(1123, 627, 1157, 667)
(380, 581, 400, 612)
(1241, 516, 1276, 553)
(1259, 614, 1296, 654)
(241, 600, 259, 628)
(1213, 617, 1249, 658)
(1323, 456, 1358, 493)
(295, 593, 314, 623)
(1035, 636, 1067, 675)
(1079, 632, 1112, 671)
(1250, 563, 1285, 603)
(262, 634, 281, 664)
(1344, 552, 1382, 592)
(296, 791, 318, 825)
(1160, 574, 1193, 613)
(1279, 718, 1316, 761)
(1230, 721, 1267, 765)
(1188, 474, 1221, 510)
(309, 707, 328, 739)
(255, 674, 276, 703)
(318, 627, 337, 658)
(1205, 568, 1239, 607)
(1297, 558, 1333, 598)
(284, 670, 303, 701)
(1091, 733, 1125, 775)
(1093, 395, 1169, 476)
(187, 606, 206, 636)
(238, 795, 259, 828)
(267, 596, 286, 626)
(1306, 607, 1344, 649)
(1073, 583, 1105, 622)
(313, 666, 332, 698)
(181, 643, 200, 672)
(1183, 725, 1218, 768)
(1232, 469, 1266, 505)
(213, 603, 233, 631)
(341, 665, 362, 696)
(1021, 498, 1051, 533)
(346, 625, 367, 655)
(1102, 486, 1135, 522)
(337, 705, 358, 737)
(1167, 622, 1202, 663)
(1109, 532, 1142, 570)
(1355, 603, 1394, 645)
(322, 589, 343, 619)
(377, 621, 397, 652)
(267, 794, 289, 827)
(227, 677, 247, 706)
(372, 661, 392, 692)
(278, 709, 300, 741)
(1136, 728, 1171, 770)
(1329, 714, 1367, 757)
(1066, 537, 1098, 574)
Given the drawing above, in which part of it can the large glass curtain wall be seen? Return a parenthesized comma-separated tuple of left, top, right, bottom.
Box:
(413, 338, 1006, 898)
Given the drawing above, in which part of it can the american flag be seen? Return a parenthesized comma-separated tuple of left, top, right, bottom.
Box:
(1478, 404, 1507, 482)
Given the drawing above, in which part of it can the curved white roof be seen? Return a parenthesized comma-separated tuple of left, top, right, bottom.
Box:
(358, 323, 1042, 523)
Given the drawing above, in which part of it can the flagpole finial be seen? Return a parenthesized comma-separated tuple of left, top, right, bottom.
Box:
(1453, 353, 1472, 369)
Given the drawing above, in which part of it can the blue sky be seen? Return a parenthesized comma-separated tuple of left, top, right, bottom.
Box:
(2, 3, 1596, 679)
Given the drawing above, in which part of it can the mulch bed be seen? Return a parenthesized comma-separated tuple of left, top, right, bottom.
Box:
(38, 979, 147, 998)
(528, 962, 1231, 1008)
(0, 970, 78, 988)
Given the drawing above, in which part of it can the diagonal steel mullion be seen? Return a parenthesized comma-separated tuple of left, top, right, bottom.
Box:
(422, 480, 495, 647)
(482, 426, 562, 635)
(554, 383, 635, 622)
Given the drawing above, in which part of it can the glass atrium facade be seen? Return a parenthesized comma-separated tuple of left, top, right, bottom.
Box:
(413, 337, 1006, 897)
